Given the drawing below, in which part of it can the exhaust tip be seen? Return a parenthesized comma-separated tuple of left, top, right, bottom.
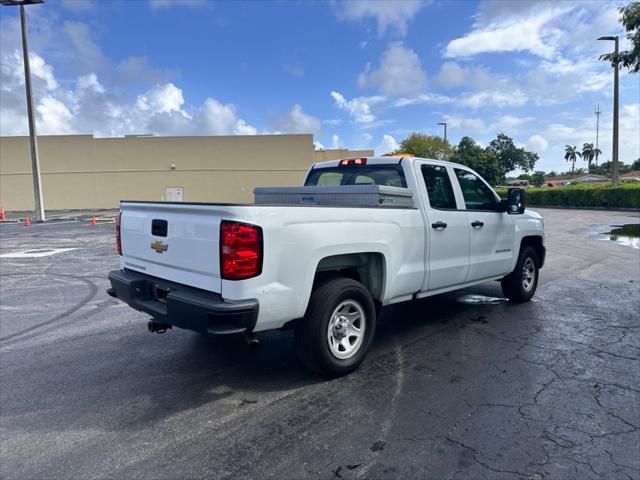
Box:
(148, 321, 172, 334)
(245, 332, 259, 348)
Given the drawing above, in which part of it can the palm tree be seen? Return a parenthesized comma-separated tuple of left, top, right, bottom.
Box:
(593, 146, 602, 167)
(582, 143, 595, 172)
(564, 145, 582, 174)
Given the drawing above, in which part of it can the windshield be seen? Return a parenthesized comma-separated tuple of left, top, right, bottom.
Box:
(304, 165, 407, 188)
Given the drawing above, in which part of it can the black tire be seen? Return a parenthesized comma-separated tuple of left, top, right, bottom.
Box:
(501, 246, 539, 303)
(295, 278, 376, 377)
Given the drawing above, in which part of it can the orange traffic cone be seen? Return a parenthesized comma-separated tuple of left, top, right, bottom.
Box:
(0, 207, 5, 220)
(91, 216, 97, 227)
(24, 216, 31, 227)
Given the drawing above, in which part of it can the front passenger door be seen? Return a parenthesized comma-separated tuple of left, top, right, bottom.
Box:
(453, 168, 515, 281)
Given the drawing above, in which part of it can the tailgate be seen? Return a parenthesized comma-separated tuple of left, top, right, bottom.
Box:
(120, 202, 226, 293)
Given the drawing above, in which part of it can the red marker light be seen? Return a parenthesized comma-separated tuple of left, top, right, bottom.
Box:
(339, 158, 367, 166)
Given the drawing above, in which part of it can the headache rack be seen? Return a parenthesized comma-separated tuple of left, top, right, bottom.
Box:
(253, 185, 414, 208)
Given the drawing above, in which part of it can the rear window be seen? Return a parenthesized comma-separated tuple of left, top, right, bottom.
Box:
(305, 165, 407, 188)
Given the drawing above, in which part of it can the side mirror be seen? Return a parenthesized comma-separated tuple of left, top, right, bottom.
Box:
(507, 188, 525, 214)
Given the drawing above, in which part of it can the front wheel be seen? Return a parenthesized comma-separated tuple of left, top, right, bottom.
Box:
(295, 278, 376, 377)
(501, 246, 539, 302)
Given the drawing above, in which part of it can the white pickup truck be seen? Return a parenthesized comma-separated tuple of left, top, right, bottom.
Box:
(108, 156, 545, 376)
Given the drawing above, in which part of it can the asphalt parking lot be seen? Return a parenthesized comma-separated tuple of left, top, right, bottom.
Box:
(1, 208, 639, 480)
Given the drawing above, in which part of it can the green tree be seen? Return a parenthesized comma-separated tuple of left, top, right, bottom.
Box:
(631, 159, 640, 170)
(581, 143, 601, 172)
(487, 133, 539, 182)
(592, 161, 632, 176)
(450, 136, 501, 185)
(396, 133, 453, 160)
(531, 171, 545, 187)
(564, 145, 582, 174)
(600, 1, 640, 72)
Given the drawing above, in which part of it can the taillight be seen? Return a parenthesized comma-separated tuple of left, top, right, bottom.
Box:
(220, 221, 262, 280)
(339, 158, 367, 166)
(115, 213, 122, 255)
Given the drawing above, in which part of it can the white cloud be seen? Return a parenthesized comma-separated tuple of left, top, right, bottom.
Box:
(269, 104, 321, 134)
(37, 97, 74, 134)
(444, 7, 562, 59)
(323, 118, 343, 126)
(330, 91, 385, 123)
(493, 115, 534, 130)
(434, 62, 506, 92)
(393, 93, 453, 107)
(332, 0, 424, 37)
(526, 134, 549, 152)
(444, 115, 487, 132)
(0, 47, 258, 138)
(59, 0, 94, 12)
(77, 73, 105, 94)
(136, 83, 186, 115)
(331, 134, 341, 149)
(358, 43, 427, 96)
(62, 21, 108, 73)
(113, 56, 173, 86)
(314, 141, 325, 150)
(197, 98, 256, 136)
(460, 90, 528, 109)
(375, 134, 399, 155)
(434, 62, 466, 89)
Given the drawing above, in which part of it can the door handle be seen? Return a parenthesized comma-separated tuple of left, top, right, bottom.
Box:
(471, 220, 484, 228)
(431, 221, 447, 230)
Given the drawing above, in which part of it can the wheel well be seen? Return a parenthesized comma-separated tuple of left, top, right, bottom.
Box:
(520, 236, 545, 268)
(313, 253, 385, 304)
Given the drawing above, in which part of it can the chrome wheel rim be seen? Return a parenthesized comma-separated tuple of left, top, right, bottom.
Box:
(327, 300, 366, 360)
(522, 257, 536, 292)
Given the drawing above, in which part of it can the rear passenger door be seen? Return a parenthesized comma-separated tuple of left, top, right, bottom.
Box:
(418, 163, 470, 291)
(452, 168, 515, 281)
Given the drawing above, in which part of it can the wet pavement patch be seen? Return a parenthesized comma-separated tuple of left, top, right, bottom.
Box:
(456, 294, 507, 305)
(601, 223, 640, 249)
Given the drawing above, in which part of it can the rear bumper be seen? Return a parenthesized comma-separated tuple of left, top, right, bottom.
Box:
(107, 269, 258, 335)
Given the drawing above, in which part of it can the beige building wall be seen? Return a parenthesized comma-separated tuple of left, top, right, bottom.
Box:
(0, 134, 373, 211)
(313, 149, 374, 163)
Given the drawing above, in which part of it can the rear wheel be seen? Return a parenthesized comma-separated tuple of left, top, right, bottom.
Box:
(501, 246, 539, 302)
(295, 278, 376, 377)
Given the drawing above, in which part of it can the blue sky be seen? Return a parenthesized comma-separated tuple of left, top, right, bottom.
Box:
(0, 0, 638, 173)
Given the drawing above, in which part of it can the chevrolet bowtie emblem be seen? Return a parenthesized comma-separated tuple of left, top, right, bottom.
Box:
(150, 240, 168, 254)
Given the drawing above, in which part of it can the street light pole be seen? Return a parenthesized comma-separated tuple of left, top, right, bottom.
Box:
(598, 35, 619, 187)
(1, 0, 45, 221)
(437, 122, 447, 160)
(20, 3, 45, 220)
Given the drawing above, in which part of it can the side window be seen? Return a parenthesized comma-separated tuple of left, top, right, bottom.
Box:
(454, 169, 499, 211)
(315, 172, 343, 186)
(354, 175, 375, 184)
(421, 164, 457, 210)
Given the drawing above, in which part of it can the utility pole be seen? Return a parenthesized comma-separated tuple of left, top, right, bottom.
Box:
(594, 104, 601, 167)
(598, 35, 620, 186)
(1, 0, 46, 221)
